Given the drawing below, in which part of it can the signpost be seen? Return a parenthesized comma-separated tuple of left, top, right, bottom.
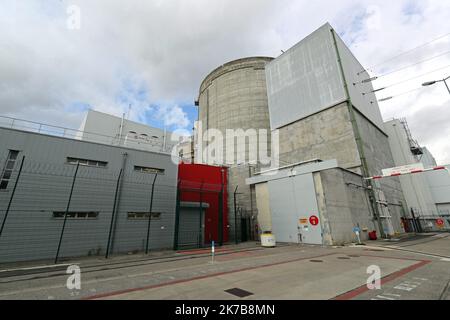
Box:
(353, 226, 362, 245)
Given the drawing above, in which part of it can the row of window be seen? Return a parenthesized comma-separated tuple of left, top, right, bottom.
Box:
(52, 211, 162, 220)
(66, 156, 165, 174)
(0, 151, 165, 190)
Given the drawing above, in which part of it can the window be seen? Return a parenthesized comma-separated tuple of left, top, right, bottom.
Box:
(0, 150, 19, 190)
(52, 211, 99, 219)
(127, 212, 161, 220)
(134, 166, 165, 174)
(67, 157, 107, 168)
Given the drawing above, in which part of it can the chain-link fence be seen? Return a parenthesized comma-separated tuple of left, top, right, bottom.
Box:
(0, 156, 177, 264)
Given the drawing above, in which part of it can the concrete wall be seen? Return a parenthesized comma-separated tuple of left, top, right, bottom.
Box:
(278, 102, 361, 171)
(317, 168, 374, 244)
(196, 57, 273, 241)
(0, 127, 177, 263)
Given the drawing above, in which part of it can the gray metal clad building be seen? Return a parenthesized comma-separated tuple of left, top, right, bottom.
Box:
(248, 23, 407, 243)
(0, 126, 177, 263)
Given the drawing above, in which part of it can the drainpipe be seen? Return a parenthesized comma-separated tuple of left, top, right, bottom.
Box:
(330, 28, 385, 239)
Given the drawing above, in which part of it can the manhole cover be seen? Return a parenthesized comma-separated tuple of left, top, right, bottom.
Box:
(309, 259, 323, 263)
(337, 257, 350, 259)
(224, 288, 254, 298)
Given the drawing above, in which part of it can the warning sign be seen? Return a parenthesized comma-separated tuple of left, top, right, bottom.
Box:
(436, 218, 445, 228)
(299, 218, 308, 225)
(309, 215, 319, 226)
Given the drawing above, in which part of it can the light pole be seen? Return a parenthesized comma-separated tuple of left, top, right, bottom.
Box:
(422, 76, 450, 95)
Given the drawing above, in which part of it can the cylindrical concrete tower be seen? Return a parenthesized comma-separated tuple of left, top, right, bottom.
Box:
(195, 56, 274, 242)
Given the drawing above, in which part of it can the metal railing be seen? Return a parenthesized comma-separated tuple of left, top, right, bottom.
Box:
(0, 115, 178, 153)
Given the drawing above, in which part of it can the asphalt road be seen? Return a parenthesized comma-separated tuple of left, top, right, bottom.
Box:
(0, 233, 449, 300)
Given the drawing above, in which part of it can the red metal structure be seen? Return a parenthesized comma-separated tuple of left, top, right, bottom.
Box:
(176, 163, 229, 247)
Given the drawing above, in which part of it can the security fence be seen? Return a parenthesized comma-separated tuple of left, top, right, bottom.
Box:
(0, 156, 177, 264)
(0, 154, 257, 264)
(231, 186, 258, 244)
(401, 209, 450, 233)
(174, 180, 225, 250)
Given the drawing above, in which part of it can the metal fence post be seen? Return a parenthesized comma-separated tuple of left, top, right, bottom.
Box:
(0, 155, 25, 238)
(411, 208, 422, 233)
(173, 180, 181, 251)
(54, 162, 80, 264)
(145, 174, 158, 254)
(105, 169, 123, 259)
(198, 181, 204, 248)
(218, 186, 224, 247)
(234, 185, 238, 245)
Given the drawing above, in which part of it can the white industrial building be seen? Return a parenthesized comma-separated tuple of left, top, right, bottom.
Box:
(384, 118, 450, 221)
(384, 119, 438, 216)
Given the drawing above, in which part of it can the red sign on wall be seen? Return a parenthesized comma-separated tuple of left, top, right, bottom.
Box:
(436, 218, 445, 227)
(309, 215, 319, 226)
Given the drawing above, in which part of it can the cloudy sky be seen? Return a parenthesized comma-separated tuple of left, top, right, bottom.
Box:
(1, 0, 449, 164)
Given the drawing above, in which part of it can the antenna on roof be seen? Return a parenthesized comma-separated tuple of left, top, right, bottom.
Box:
(127, 104, 132, 120)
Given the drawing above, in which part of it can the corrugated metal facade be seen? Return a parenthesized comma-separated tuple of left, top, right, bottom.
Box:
(0, 127, 177, 263)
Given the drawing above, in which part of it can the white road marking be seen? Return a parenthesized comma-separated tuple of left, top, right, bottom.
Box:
(394, 283, 417, 291)
(0, 263, 71, 273)
(413, 277, 428, 281)
(383, 293, 401, 297)
(376, 295, 396, 300)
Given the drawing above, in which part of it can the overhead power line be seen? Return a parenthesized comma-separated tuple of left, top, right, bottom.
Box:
(357, 31, 450, 75)
(378, 86, 424, 102)
(361, 64, 450, 95)
(355, 50, 450, 84)
(380, 50, 450, 78)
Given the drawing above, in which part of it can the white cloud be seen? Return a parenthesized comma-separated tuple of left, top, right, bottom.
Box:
(155, 104, 190, 129)
(0, 0, 449, 163)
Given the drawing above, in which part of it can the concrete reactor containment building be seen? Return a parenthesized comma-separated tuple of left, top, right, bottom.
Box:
(195, 57, 274, 241)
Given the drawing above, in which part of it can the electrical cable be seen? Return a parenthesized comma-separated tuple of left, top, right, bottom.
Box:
(358, 32, 450, 75)
(356, 50, 450, 85)
(362, 64, 450, 95)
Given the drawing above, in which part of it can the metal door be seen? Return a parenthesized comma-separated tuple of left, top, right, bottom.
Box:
(268, 173, 323, 245)
(291, 174, 323, 245)
(178, 208, 204, 249)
